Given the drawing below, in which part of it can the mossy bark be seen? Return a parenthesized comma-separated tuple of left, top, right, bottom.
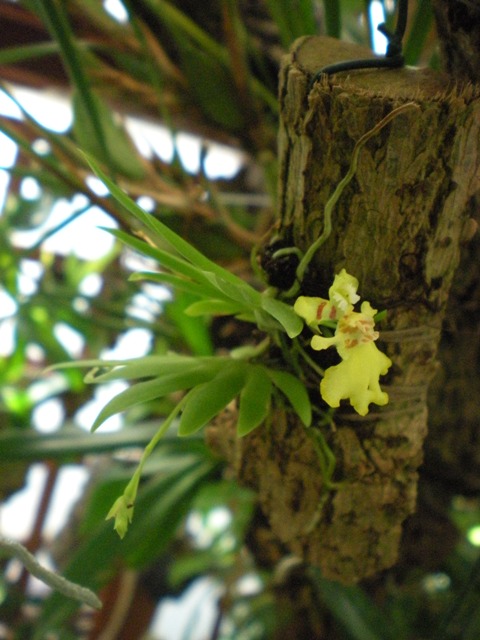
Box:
(212, 36, 480, 584)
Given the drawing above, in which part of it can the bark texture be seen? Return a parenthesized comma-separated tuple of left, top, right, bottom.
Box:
(213, 36, 480, 584)
(423, 0, 480, 499)
(432, 0, 480, 84)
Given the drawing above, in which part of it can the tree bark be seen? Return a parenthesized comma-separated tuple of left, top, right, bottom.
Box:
(212, 36, 480, 584)
(422, 0, 480, 500)
(432, 0, 480, 84)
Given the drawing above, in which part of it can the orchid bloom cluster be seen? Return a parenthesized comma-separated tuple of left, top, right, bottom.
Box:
(293, 269, 392, 416)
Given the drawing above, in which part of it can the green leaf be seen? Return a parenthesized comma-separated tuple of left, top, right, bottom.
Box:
(139, 0, 277, 113)
(185, 299, 247, 317)
(178, 363, 247, 436)
(32, 0, 111, 167)
(267, 369, 312, 427)
(83, 354, 212, 383)
(130, 271, 218, 300)
(323, 0, 342, 38)
(265, 0, 318, 47)
(177, 39, 244, 131)
(237, 366, 272, 436)
(312, 570, 400, 640)
(202, 272, 261, 307)
(0, 41, 64, 65)
(73, 90, 145, 179)
(261, 295, 303, 338)
(87, 156, 250, 289)
(403, 0, 434, 65)
(91, 364, 219, 431)
(164, 291, 214, 357)
(0, 423, 160, 461)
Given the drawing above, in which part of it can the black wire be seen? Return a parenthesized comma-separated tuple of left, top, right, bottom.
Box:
(309, 0, 409, 88)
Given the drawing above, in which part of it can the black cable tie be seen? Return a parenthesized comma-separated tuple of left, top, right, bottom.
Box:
(309, 0, 408, 90)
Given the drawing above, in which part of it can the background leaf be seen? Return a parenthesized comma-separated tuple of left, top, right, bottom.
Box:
(72, 90, 145, 179)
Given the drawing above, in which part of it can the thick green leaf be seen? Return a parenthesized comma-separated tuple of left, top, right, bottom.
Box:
(403, 0, 434, 65)
(237, 366, 272, 437)
(91, 364, 220, 431)
(178, 362, 247, 436)
(267, 369, 312, 427)
(261, 295, 303, 338)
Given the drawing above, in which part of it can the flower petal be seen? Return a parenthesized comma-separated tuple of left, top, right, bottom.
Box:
(320, 342, 391, 415)
(311, 334, 338, 351)
(294, 295, 334, 326)
(328, 268, 360, 313)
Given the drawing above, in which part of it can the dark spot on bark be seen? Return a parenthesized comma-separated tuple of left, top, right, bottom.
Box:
(260, 237, 299, 289)
(290, 480, 304, 512)
(399, 252, 420, 279)
(430, 276, 443, 290)
(436, 236, 452, 249)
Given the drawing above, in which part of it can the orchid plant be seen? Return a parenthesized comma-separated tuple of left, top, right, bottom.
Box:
(52, 107, 414, 538)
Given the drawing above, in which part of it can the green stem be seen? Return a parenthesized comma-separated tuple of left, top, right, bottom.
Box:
(119, 397, 187, 508)
(293, 339, 325, 377)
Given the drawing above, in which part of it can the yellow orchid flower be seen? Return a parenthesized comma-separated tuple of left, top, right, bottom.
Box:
(294, 270, 391, 415)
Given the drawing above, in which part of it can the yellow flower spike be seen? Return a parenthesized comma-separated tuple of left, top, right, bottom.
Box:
(320, 342, 392, 416)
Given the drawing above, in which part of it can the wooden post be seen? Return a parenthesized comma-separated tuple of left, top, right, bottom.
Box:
(210, 36, 480, 583)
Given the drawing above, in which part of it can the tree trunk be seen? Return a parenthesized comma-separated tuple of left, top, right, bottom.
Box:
(422, 0, 480, 499)
(212, 35, 480, 584)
